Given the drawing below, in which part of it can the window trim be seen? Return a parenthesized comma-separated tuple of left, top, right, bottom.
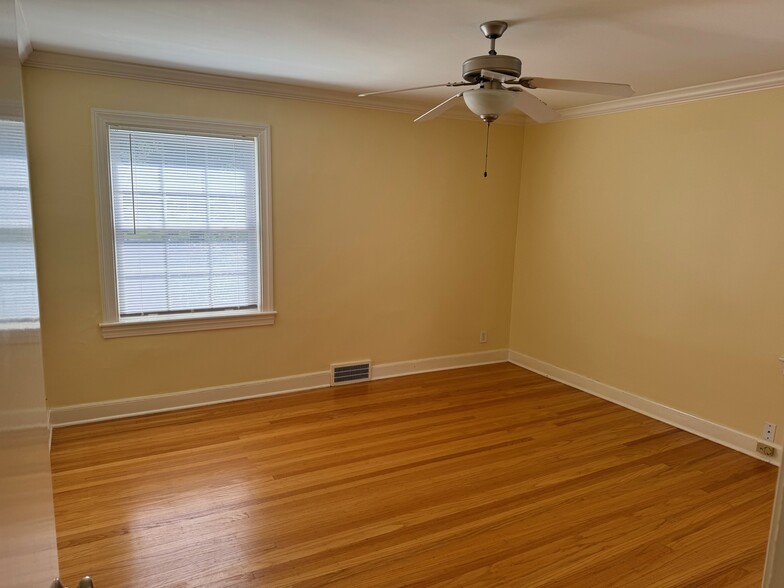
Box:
(92, 109, 274, 338)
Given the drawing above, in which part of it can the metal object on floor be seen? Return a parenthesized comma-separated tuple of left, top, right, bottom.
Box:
(51, 577, 94, 588)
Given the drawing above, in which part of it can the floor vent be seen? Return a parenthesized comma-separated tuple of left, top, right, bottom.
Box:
(331, 361, 372, 386)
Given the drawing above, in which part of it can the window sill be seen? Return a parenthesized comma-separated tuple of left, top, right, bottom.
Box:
(99, 311, 276, 339)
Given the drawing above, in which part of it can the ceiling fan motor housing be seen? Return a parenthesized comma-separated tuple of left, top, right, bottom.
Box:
(462, 55, 522, 83)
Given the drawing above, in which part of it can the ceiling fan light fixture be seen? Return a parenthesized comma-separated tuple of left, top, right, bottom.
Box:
(463, 88, 517, 123)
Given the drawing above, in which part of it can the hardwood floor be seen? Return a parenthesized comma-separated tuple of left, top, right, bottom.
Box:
(50, 363, 777, 587)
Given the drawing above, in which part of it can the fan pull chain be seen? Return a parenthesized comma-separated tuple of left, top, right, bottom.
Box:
(483, 121, 491, 178)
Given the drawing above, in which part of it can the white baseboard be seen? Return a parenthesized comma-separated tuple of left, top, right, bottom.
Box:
(0, 408, 48, 431)
(48, 347, 777, 467)
(49, 370, 331, 427)
(372, 349, 508, 380)
(508, 350, 781, 466)
(49, 349, 508, 427)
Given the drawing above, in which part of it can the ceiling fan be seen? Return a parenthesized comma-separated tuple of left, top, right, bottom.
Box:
(358, 21, 635, 125)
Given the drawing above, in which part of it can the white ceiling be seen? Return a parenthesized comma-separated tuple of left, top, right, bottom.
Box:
(17, 0, 784, 111)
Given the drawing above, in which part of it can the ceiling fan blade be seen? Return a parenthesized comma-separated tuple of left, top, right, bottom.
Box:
(414, 93, 465, 122)
(514, 89, 560, 123)
(358, 82, 473, 97)
(523, 77, 635, 97)
(480, 69, 517, 83)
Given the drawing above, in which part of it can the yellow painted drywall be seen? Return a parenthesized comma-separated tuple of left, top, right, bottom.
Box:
(510, 88, 784, 438)
(23, 67, 523, 407)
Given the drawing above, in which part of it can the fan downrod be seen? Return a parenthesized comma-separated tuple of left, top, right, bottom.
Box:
(480, 20, 507, 55)
(462, 20, 521, 83)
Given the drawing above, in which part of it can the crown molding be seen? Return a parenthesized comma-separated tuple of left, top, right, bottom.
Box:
(557, 69, 784, 121)
(23, 50, 528, 126)
(24, 50, 783, 125)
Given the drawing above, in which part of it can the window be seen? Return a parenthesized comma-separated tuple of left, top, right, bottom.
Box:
(0, 119, 39, 326)
(93, 110, 274, 338)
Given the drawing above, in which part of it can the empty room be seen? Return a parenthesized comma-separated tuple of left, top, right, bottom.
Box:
(3, 0, 784, 586)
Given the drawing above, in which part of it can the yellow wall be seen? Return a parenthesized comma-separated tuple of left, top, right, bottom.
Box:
(510, 88, 784, 437)
(23, 68, 523, 407)
(23, 64, 784, 441)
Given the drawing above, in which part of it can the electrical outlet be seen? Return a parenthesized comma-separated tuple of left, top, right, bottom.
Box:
(763, 422, 777, 442)
(757, 442, 776, 457)
(479, 330, 487, 344)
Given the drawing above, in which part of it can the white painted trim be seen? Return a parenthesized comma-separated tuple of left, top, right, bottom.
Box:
(0, 408, 48, 431)
(258, 123, 274, 313)
(764, 466, 784, 585)
(508, 350, 781, 465)
(557, 69, 784, 120)
(48, 349, 509, 427)
(91, 110, 119, 323)
(372, 349, 508, 380)
(0, 98, 22, 120)
(763, 365, 784, 585)
(100, 310, 277, 338)
(49, 370, 331, 427)
(23, 51, 526, 126)
(91, 109, 275, 336)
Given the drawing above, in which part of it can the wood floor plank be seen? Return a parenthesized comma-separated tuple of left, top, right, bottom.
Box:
(50, 363, 777, 587)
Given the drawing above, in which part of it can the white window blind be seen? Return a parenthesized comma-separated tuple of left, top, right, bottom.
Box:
(0, 120, 39, 323)
(107, 127, 260, 319)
